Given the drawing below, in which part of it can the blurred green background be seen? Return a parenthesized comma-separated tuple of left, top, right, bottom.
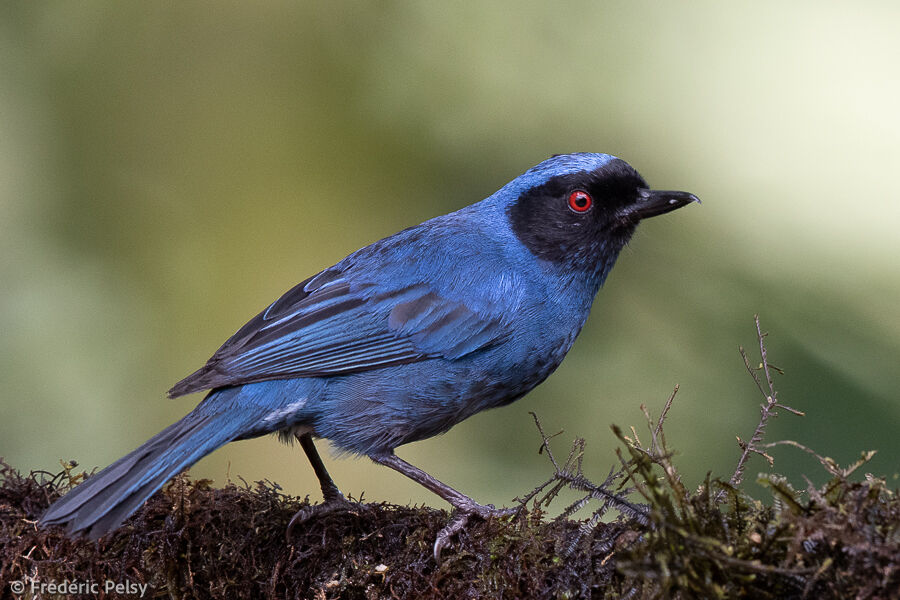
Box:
(2, 2, 898, 514)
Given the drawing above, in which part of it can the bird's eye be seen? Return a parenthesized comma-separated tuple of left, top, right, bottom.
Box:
(567, 190, 593, 213)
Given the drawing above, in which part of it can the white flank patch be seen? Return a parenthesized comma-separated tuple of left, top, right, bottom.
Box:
(262, 399, 307, 425)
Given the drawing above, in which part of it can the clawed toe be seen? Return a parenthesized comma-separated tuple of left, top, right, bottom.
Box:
(472, 504, 518, 520)
(285, 496, 357, 541)
(433, 504, 519, 562)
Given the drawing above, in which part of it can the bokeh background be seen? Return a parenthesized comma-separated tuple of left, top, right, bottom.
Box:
(2, 3, 898, 514)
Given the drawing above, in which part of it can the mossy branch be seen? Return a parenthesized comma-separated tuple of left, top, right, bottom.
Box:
(2, 317, 898, 599)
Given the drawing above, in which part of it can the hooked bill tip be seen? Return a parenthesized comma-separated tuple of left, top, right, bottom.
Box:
(627, 189, 700, 220)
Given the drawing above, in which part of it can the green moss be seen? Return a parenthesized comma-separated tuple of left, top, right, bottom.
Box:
(6, 447, 894, 598)
(2, 320, 898, 598)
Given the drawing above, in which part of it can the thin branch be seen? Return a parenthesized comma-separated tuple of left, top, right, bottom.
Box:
(741, 344, 768, 400)
(720, 315, 803, 501)
(655, 385, 679, 439)
(522, 414, 648, 524)
(755, 315, 777, 400)
(530, 411, 563, 471)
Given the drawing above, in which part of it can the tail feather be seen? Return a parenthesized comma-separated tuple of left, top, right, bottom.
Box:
(41, 398, 272, 539)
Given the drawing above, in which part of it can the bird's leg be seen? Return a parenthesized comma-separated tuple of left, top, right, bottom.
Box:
(298, 432, 344, 503)
(286, 432, 354, 539)
(369, 452, 498, 515)
(369, 451, 517, 560)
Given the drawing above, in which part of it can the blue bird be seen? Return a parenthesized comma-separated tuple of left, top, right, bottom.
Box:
(41, 153, 698, 556)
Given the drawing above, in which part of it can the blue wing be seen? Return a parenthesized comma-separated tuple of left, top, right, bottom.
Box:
(168, 267, 509, 397)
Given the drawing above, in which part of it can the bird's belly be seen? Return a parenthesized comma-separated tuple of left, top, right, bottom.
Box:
(308, 338, 574, 455)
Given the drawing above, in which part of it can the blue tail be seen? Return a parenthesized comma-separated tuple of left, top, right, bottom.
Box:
(41, 387, 276, 539)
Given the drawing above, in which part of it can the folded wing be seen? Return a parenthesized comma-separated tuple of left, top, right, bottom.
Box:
(168, 269, 508, 397)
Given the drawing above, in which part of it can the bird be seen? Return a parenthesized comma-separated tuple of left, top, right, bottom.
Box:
(41, 152, 698, 558)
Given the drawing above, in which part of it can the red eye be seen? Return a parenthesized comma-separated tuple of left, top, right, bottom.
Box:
(567, 190, 592, 213)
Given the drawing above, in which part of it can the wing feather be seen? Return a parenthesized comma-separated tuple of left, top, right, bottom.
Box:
(168, 269, 508, 397)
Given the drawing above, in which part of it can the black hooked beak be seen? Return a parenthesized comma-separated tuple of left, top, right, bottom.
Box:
(622, 189, 701, 221)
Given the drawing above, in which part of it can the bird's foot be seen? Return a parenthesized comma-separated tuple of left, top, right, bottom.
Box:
(434, 503, 518, 562)
(285, 493, 358, 541)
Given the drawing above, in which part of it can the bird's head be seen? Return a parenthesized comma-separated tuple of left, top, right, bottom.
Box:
(500, 152, 699, 281)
